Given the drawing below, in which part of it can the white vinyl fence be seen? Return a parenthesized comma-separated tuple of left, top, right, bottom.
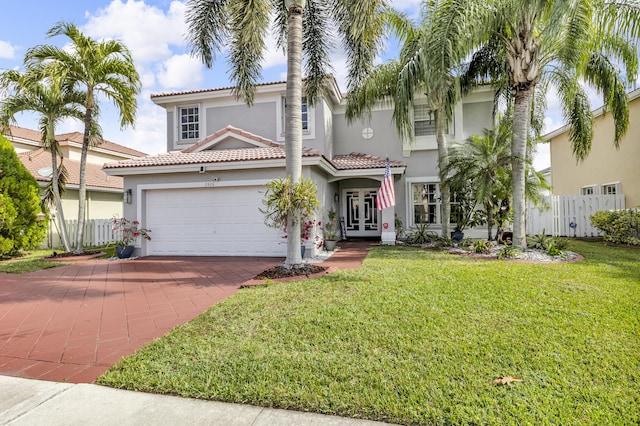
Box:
(527, 194, 626, 237)
(44, 219, 117, 249)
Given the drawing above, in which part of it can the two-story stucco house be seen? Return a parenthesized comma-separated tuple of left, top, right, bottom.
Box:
(104, 78, 494, 257)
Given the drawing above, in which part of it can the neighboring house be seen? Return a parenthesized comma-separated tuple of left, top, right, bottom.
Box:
(5, 125, 147, 246)
(546, 87, 640, 208)
(104, 78, 494, 257)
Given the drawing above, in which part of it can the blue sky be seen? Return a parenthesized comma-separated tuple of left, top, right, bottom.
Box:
(0, 0, 573, 169)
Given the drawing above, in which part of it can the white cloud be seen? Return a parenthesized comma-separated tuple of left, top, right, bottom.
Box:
(112, 101, 166, 155)
(0, 40, 16, 59)
(157, 53, 203, 89)
(82, 0, 187, 64)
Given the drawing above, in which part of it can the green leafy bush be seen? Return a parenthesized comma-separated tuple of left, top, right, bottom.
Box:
(497, 245, 520, 259)
(528, 230, 553, 250)
(590, 209, 640, 245)
(0, 136, 47, 256)
(406, 223, 438, 245)
(473, 239, 491, 254)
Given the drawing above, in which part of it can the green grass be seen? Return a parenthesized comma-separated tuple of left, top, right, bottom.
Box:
(97, 240, 640, 425)
(0, 249, 66, 273)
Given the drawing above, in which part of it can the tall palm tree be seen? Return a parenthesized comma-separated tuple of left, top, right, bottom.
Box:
(444, 0, 640, 249)
(185, 0, 386, 267)
(444, 113, 549, 240)
(26, 22, 141, 253)
(346, 6, 465, 238)
(0, 69, 86, 252)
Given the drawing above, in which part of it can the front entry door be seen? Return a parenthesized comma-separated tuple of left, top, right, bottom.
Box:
(343, 189, 380, 237)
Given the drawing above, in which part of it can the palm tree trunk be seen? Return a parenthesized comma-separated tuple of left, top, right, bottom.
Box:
(511, 88, 533, 249)
(74, 106, 93, 253)
(284, 2, 304, 268)
(50, 141, 72, 252)
(436, 109, 451, 238)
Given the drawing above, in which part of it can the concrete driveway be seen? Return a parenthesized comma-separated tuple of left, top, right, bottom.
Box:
(0, 256, 282, 383)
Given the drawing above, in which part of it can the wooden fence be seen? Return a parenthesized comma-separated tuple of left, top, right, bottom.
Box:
(527, 194, 626, 237)
(44, 219, 116, 249)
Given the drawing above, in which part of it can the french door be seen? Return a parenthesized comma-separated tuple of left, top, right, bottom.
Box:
(342, 188, 380, 237)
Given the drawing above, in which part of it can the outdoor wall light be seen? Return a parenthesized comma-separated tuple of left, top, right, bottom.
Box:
(334, 192, 339, 203)
(125, 189, 133, 204)
(36, 212, 46, 221)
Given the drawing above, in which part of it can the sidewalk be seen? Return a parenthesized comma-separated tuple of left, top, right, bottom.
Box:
(1, 375, 391, 426)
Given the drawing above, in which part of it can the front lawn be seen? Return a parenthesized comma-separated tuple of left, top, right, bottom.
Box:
(0, 249, 65, 273)
(97, 240, 639, 425)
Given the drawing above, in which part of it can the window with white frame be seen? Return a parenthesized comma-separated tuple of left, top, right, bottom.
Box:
(413, 104, 436, 137)
(179, 106, 199, 140)
(601, 182, 620, 195)
(413, 183, 439, 224)
(281, 96, 309, 133)
(580, 185, 596, 195)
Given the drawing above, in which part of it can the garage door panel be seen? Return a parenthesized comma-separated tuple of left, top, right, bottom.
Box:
(145, 187, 283, 256)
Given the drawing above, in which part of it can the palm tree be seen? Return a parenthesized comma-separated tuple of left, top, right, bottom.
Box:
(26, 22, 140, 253)
(185, 0, 386, 267)
(445, 0, 640, 249)
(346, 6, 465, 238)
(444, 113, 549, 240)
(0, 69, 86, 252)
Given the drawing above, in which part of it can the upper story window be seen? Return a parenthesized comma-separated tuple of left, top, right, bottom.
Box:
(179, 106, 199, 140)
(282, 97, 309, 132)
(414, 104, 436, 137)
(602, 183, 619, 195)
(581, 185, 596, 195)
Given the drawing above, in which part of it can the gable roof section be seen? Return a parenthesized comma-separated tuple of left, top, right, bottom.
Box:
(104, 146, 323, 170)
(18, 149, 123, 190)
(5, 125, 43, 143)
(55, 132, 147, 158)
(182, 125, 282, 153)
(4, 125, 147, 158)
(332, 153, 406, 170)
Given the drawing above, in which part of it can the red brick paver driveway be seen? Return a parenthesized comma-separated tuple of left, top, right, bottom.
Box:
(0, 256, 280, 383)
(0, 242, 370, 384)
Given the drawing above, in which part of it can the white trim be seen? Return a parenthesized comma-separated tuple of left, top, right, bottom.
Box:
(580, 184, 598, 195)
(135, 179, 271, 249)
(174, 103, 203, 144)
(275, 95, 316, 142)
(405, 176, 441, 228)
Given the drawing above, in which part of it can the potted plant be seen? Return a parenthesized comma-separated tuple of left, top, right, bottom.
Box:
(111, 217, 152, 258)
(450, 180, 479, 242)
(323, 208, 339, 251)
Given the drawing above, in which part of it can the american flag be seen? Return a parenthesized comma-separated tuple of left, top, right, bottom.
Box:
(376, 158, 395, 210)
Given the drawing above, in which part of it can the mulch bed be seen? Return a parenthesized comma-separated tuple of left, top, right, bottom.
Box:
(254, 264, 327, 280)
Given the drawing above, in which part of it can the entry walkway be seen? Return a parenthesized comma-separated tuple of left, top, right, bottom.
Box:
(0, 242, 371, 383)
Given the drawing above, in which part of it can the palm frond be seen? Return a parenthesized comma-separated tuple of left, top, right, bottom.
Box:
(185, 0, 229, 68)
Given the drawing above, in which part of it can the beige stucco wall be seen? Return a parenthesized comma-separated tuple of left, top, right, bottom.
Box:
(549, 94, 640, 208)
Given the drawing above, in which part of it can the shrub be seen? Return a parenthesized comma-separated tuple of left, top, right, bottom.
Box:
(406, 223, 438, 245)
(473, 239, 491, 254)
(590, 209, 640, 245)
(528, 230, 553, 250)
(0, 136, 47, 256)
(497, 245, 520, 259)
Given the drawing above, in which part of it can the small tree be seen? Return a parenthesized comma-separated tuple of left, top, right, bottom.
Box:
(0, 136, 47, 256)
(260, 176, 319, 268)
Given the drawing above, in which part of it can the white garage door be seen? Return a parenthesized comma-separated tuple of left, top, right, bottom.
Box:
(145, 186, 284, 256)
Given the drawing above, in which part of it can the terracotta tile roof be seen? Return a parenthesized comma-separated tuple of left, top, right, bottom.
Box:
(18, 149, 123, 190)
(5, 125, 43, 142)
(55, 132, 147, 158)
(331, 153, 406, 170)
(151, 81, 288, 99)
(104, 146, 322, 169)
(182, 125, 281, 153)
